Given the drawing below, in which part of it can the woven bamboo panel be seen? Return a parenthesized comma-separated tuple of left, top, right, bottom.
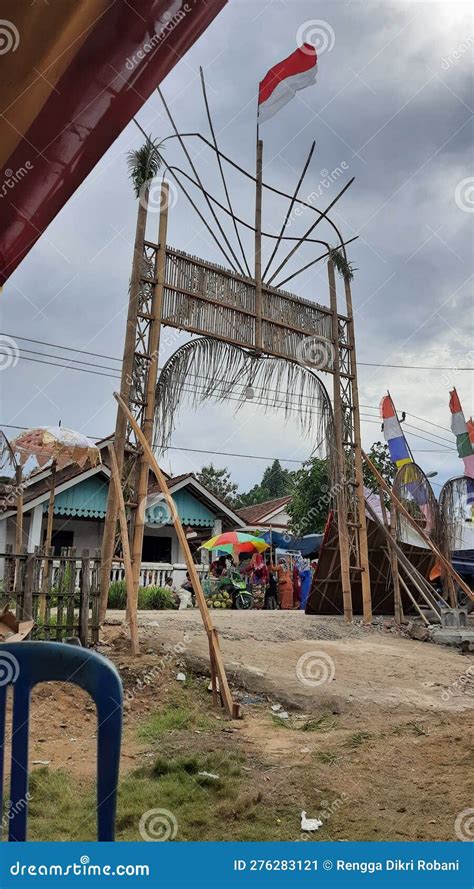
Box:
(162, 247, 336, 369)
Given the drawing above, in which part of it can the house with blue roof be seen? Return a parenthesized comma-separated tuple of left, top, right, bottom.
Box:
(0, 436, 244, 586)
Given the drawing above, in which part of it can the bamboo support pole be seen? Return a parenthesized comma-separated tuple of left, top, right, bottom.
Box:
(14, 464, 23, 590)
(108, 444, 139, 655)
(365, 498, 441, 615)
(327, 259, 353, 621)
(363, 450, 474, 603)
(38, 459, 56, 620)
(14, 465, 23, 554)
(263, 141, 315, 281)
(397, 574, 430, 626)
(254, 137, 263, 351)
(130, 182, 169, 600)
(99, 190, 149, 622)
(113, 391, 239, 718)
(343, 275, 372, 623)
(388, 499, 404, 624)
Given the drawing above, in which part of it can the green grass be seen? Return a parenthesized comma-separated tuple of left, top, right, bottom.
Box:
(26, 752, 300, 842)
(137, 702, 215, 740)
(271, 713, 337, 733)
(345, 731, 373, 748)
(315, 750, 339, 765)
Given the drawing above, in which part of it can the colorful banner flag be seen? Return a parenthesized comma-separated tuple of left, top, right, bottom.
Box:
(379, 394, 412, 469)
(449, 388, 474, 479)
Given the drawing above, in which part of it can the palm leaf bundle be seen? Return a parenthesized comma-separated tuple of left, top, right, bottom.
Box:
(127, 136, 164, 197)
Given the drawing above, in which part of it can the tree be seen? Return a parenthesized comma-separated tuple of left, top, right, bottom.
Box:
(362, 441, 395, 493)
(196, 464, 239, 506)
(236, 460, 293, 507)
(287, 457, 331, 536)
(287, 442, 396, 537)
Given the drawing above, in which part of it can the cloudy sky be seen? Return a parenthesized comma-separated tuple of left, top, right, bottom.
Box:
(1, 0, 473, 497)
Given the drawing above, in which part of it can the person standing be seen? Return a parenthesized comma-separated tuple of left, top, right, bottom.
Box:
(270, 557, 294, 609)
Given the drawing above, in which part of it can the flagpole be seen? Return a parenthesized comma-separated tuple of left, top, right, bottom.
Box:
(255, 118, 263, 351)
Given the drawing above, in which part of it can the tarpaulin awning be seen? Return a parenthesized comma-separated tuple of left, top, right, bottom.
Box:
(0, 0, 227, 285)
(262, 530, 323, 556)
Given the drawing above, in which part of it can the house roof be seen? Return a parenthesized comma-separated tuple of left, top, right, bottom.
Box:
(0, 446, 244, 528)
(237, 495, 292, 525)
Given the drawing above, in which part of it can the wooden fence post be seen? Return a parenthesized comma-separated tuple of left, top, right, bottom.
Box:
(21, 552, 35, 624)
(79, 549, 90, 646)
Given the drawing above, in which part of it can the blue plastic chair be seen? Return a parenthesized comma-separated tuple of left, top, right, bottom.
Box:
(0, 642, 123, 841)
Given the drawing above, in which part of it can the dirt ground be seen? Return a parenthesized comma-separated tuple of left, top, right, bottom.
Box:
(108, 609, 474, 712)
(15, 611, 474, 840)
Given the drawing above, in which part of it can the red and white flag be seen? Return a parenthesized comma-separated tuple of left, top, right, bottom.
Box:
(258, 44, 318, 124)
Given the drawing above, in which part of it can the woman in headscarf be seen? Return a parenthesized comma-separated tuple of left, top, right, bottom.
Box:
(270, 557, 294, 609)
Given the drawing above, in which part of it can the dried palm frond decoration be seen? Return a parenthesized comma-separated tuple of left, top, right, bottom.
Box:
(329, 247, 355, 280)
(127, 136, 165, 197)
(392, 462, 439, 545)
(439, 476, 473, 556)
(154, 336, 336, 481)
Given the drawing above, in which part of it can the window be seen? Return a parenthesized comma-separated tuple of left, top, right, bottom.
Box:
(45, 529, 74, 557)
(142, 536, 172, 563)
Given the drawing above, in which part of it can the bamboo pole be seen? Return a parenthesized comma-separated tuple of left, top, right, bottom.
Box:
(327, 259, 353, 621)
(362, 450, 474, 603)
(130, 182, 169, 601)
(99, 189, 149, 622)
(365, 498, 442, 615)
(113, 391, 239, 718)
(388, 498, 404, 624)
(108, 444, 139, 655)
(39, 460, 56, 620)
(343, 275, 372, 623)
(263, 141, 315, 281)
(14, 465, 23, 554)
(200, 67, 251, 278)
(254, 136, 263, 351)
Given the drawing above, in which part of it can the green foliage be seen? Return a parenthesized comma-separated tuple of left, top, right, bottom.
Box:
(330, 247, 356, 280)
(236, 460, 294, 508)
(363, 441, 395, 494)
(138, 586, 176, 610)
(138, 704, 214, 740)
(196, 463, 239, 506)
(107, 580, 127, 609)
(107, 581, 176, 610)
(287, 457, 331, 535)
(126, 136, 164, 198)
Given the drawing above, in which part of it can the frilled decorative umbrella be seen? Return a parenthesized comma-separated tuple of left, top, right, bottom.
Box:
(10, 425, 101, 545)
(9, 426, 101, 615)
(201, 531, 269, 556)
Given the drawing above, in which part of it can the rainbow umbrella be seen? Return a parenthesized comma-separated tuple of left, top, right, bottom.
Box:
(201, 531, 269, 555)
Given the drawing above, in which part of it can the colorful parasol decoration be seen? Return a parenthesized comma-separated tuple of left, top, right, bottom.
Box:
(201, 531, 269, 555)
(10, 426, 101, 471)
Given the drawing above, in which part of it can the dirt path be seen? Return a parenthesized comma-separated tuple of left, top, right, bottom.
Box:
(17, 611, 473, 841)
(108, 609, 474, 714)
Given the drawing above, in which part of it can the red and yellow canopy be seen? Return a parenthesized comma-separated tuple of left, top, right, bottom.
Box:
(0, 0, 227, 285)
(201, 532, 269, 555)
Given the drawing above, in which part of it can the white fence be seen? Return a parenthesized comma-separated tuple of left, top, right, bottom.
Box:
(110, 560, 206, 589)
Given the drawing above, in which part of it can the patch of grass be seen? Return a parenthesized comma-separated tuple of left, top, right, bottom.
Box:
(28, 769, 95, 841)
(301, 715, 337, 732)
(137, 702, 214, 740)
(407, 722, 427, 736)
(345, 731, 373, 748)
(271, 713, 337, 733)
(315, 750, 339, 765)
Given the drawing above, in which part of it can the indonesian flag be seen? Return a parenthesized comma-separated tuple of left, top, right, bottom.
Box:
(258, 44, 318, 124)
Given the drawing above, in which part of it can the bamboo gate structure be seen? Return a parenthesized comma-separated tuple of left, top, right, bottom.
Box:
(98, 75, 378, 713)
